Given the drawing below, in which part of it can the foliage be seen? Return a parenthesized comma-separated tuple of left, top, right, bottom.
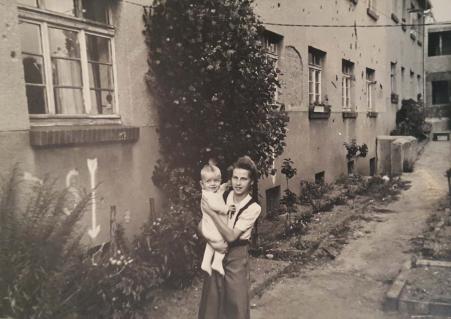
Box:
(299, 180, 332, 213)
(144, 0, 289, 206)
(343, 139, 368, 160)
(0, 168, 159, 319)
(279, 159, 299, 230)
(0, 167, 90, 319)
(133, 204, 203, 288)
(76, 227, 160, 319)
(391, 99, 428, 140)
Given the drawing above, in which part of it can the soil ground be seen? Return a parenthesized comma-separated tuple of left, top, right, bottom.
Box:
(250, 140, 451, 319)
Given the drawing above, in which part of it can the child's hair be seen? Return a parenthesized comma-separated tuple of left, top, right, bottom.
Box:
(231, 156, 259, 183)
(200, 159, 221, 180)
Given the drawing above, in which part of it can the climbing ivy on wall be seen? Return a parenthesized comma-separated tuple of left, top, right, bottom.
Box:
(144, 0, 289, 204)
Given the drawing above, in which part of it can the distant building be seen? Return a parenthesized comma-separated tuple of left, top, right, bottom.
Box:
(425, 23, 451, 119)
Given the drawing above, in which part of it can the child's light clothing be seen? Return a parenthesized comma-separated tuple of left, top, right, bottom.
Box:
(201, 188, 228, 276)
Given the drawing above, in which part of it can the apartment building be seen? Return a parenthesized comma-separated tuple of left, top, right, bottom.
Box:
(254, 0, 429, 215)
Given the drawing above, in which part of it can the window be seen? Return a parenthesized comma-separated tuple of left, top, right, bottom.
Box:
(369, 158, 376, 176)
(315, 171, 325, 184)
(432, 81, 450, 105)
(390, 62, 397, 94)
(266, 186, 281, 216)
(263, 30, 283, 104)
(366, 68, 376, 110)
(308, 47, 325, 105)
(342, 60, 354, 110)
(18, 0, 116, 116)
(428, 31, 451, 56)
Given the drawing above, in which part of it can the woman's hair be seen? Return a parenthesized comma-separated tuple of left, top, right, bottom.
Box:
(231, 156, 259, 183)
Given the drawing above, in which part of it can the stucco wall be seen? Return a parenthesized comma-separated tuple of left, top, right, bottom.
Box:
(0, 0, 160, 244)
(254, 0, 425, 215)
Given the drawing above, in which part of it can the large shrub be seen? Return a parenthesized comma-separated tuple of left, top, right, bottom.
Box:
(144, 0, 289, 206)
(391, 99, 428, 140)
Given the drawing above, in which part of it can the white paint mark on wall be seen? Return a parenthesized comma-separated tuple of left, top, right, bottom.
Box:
(63, 169, 81, 216)
(87, 158, 100, 239)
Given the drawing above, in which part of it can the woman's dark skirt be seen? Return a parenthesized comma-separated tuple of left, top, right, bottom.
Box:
(198, 243, 250, 319)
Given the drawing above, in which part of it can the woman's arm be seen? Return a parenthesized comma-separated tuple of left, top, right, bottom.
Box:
(201, 198, 242, 242)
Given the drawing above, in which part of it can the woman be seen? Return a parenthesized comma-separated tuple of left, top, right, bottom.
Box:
(198, 156, 261, 319)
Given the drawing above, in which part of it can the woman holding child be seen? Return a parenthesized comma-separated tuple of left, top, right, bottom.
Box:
(198, 156, 261, 319)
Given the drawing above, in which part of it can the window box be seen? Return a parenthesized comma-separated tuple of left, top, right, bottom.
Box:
(367, 111, 378, 118)
(391, 93, 399, 104)
(309, 104, 331, 120)
(30, 125, 139, 147)
(342, 111, 358, 119)
(391, 13, 400, 24)
(367, 8, 379, 21)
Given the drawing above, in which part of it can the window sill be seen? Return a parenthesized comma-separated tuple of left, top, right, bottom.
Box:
(391, 93, 399, 104)
(309, 104, 331, 120)
(342, 111, 358, 119)
(29, 125, 139, 147)
(391, 13, 400, 24)
(367, 111, 378, 118)
(367, 8, 379, 21)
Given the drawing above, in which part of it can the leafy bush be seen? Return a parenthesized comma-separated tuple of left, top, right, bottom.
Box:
(391, 99, 428, 140)
(344, 139, 368, 160)
(0, 168, 90, 319)
(133, 204, 202, 288)
(0, 168, 159, 319)
(299, 180, 332, 213)
(279, 159, 299, 230)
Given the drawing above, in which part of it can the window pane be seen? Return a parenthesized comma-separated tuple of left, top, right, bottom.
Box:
(42, 0, 75, 16)
(17, 0, 38, 7)
(82, 0, 109, 24)
(26, 85, 46, 114)
(23, 55, 45, 84)
(49, 28, 80, 59)
(86, 35, 111, 63)
(315, 71, 320, 82)
(52, 58, 82, 86)
(432, 81, 449, 104)
(19, 22, 42, 55)
(90, 90, 114, 114)
(89, 63, 113, 89)
(54, 88, 84, 114)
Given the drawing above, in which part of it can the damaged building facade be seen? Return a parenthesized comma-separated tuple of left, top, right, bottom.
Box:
(0, 0, 430, 240)
(255, 0, 429, 215)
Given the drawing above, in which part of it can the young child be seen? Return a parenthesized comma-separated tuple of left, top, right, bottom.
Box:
(199, 163, 232, 276)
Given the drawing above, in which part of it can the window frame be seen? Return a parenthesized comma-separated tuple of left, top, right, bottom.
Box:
(262, 30, 283, 105)
(308, 48, 324, 105)
(342, 60, 354, 111)
(366, 68, 376, 111)
(18, 4, 120, 121)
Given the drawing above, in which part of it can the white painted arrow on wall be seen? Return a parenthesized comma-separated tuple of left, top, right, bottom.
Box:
(87, 158, 100, 239)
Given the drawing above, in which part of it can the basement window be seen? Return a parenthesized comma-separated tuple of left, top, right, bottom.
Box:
(315, 171, 325, 184)
(266, 186, 281, 216)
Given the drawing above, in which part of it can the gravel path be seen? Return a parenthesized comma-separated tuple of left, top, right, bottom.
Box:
(251, 141, 451, 319)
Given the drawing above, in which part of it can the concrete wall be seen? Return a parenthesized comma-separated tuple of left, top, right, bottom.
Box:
(254, 0, 426, 215)
(0, 0, 160, 245)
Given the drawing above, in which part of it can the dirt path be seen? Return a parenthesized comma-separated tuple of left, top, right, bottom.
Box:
(251, 141, 451, 319)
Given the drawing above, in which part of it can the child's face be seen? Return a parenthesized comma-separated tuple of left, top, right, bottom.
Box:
(201, 171, 221, 192)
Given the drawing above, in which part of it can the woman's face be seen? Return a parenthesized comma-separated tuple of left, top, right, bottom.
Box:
(231, 168, 253, 196)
